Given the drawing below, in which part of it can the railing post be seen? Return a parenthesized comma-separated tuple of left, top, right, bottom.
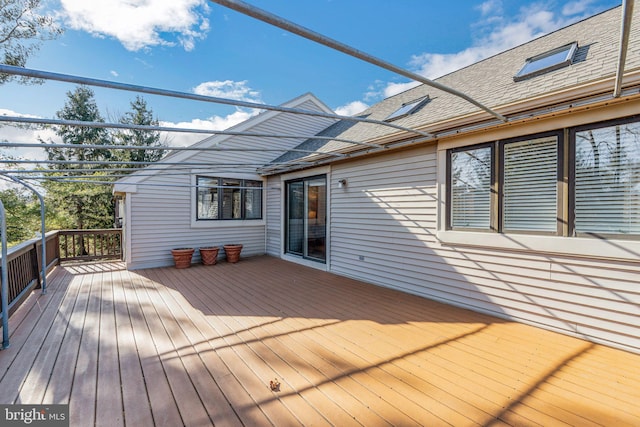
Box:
(32, 241, 41, 289)
(1, 200, 9, 349)
(39, 199, 46, 294)
(55, 232, 60, 265)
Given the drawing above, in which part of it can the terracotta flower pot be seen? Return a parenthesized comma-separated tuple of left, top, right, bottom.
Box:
(199, 246, 220, 265)
(223, 244, 243, 263)
(171, 248, 194, 269)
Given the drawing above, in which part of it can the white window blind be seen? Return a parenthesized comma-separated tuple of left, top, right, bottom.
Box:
(503, 137, 558, 232)
(451, 146, 492, 229)
(575, 122, 640, 235)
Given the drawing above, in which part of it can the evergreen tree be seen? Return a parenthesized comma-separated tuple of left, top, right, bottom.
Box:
(44, 86, 112, 168)
(116, 96, 166, 167)
(0, 188, 40, 246)
(41, 86, 115, 232)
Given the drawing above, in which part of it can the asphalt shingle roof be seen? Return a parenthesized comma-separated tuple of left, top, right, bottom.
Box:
(271, 6, 639, 169)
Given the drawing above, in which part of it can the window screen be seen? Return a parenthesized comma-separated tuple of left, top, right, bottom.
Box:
(450, 145, 493, 229)
(245, 180, 263, 219)
(197, 177, 219, 220)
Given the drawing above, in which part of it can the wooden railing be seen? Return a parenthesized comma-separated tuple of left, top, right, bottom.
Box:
(58, 229, 122, 263)
(0, 231, 59, 316)
(0, 229, 122, 317)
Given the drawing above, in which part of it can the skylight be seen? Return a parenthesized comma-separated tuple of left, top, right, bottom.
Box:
(514, 42, 578, 81)
(385, 97, 429, 121)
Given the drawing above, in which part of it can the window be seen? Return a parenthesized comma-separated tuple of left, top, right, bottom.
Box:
(447, 116, 640, 240)
(385, 97, 429, 121)
(502, 137, 558, 232)
(448, 145, 493, 230)
(196, 176, 263, 220)
(573, 118, 640, 237)
(447, 133, 561, 235)
(514, 42, 577, 81)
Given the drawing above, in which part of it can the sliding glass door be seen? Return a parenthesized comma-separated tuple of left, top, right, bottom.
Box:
(285, 175, 326, 262)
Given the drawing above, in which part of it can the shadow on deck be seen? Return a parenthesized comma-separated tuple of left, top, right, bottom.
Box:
(0, 256, 638, 426)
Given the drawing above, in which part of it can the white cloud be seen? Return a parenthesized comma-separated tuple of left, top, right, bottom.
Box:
(379, 3, 595, 98)
(562, 0, 596, 16)
(110, 70, 119, 77)
(477, 0, 503, 16)
(160, 109, 260, 147)
(192, 80, 263, 103)
(334, 101, 369, 116)
(382, 81, 421, 98)
(0, 109, 59, 163)
(59, 0, 210, 52)
(408, 8, 565, 82)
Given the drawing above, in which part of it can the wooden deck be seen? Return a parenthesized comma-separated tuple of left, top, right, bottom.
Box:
(0, 255, 638, 426)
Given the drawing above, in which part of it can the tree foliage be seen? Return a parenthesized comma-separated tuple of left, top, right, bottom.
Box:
(44, 176, 114, 230)
(39, 87, 165, 233)
(0, 0, 63, 84)
(41, 86, 115, 230)
(44, 86, 112, 167)
(115, 96, 166, 166)
(0, 188, 40, 246)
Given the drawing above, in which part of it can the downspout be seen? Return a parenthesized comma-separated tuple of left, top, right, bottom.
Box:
(1, 200, 9, 349)
(614, 0, 635, 98)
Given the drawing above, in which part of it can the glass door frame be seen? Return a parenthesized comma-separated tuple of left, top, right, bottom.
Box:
(284, 174, 327, 263)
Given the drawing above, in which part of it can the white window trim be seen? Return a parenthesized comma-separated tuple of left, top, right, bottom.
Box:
(437, 149, 640, 262)
(436, 230, 640, 262)
(190, 171, 266, 229)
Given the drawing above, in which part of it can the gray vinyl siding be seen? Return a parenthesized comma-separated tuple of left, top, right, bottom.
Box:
(123, 98, 335, 269)
(127, 171, 266, 269)
(266, 175, 282, 257)
(328, 145, 640, 353)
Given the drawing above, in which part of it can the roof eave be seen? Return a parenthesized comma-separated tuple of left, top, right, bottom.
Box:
(262, 70, 640, 176)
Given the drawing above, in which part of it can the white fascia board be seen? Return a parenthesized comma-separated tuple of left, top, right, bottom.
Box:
(112, 183, 138, 193)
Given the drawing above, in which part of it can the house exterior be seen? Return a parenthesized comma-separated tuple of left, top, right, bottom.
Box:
(115, 6, 640, 354)
(113, 93, 337, 269)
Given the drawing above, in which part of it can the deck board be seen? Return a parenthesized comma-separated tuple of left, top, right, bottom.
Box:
(1, 255, 639, 426)
(113, 267, 155, 427)
(70, 263, 101, 426)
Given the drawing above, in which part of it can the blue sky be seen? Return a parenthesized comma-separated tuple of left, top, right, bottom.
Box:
(0, 0, 622, 156)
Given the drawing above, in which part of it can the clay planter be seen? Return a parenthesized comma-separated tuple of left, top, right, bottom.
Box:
(199, 246, 220, 265)
(223, 244, 243, 263)
(171, 248, 195, 269)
